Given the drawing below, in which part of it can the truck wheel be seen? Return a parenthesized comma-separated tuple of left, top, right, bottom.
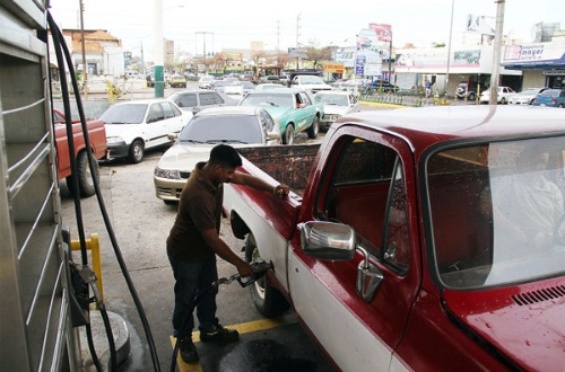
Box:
(307, 116, 319, 139)
(67, 151, 98, 197)
(468, 92, 476, 100)
(129, 140, 144, 163)
(245, 233, 290, 317)
(282, 124, 294, 145)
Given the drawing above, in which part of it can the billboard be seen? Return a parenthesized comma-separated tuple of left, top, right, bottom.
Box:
(466, 14, 495, 35)
(369, 23, 392, 42)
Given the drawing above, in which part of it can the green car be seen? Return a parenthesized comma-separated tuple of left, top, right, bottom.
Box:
(238, 88, 323, 144)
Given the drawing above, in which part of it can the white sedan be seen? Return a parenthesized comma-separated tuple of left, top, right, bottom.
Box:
(313, 91, 361, 131)
(508, 87, 549, 105)
(479, 86, 516, 104)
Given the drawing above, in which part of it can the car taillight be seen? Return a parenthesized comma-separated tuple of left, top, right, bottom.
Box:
(552, 98, 557, 104)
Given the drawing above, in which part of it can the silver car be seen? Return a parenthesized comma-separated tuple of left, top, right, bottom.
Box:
(508, 87, 548, 105)
(153, 106, 280, 204)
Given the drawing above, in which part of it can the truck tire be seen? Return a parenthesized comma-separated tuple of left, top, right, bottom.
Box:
(67, 151, 98, 197)
(129, 140, 144, 163)
(307, 116, 319, 139)
(282, 124, 294, 145)
(244, 233, 290, 317)
(468, 92, 476, 100)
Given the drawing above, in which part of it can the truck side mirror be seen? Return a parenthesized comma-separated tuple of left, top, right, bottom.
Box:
(297, 221, 356, 260)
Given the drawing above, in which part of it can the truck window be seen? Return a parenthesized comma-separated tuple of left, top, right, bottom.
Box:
(427, 138, 565, 289)
(319, 136, 409, 269)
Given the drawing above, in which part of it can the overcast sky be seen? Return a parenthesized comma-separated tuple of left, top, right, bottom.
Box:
(48, 0, 565, 61)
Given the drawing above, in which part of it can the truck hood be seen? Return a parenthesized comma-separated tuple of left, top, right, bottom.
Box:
(262, 106, 292, 119)
(157, 143, 214, 172)
(442, 277, 565, 370)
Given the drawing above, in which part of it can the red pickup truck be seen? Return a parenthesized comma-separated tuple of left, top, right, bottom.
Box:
(223, 105, 565, 371)
(53, 108, 107, 197)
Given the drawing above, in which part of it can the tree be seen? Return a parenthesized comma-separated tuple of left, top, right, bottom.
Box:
(304, 40, 332, 69)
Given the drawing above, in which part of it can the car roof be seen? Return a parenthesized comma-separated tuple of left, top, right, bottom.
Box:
(196, 106, 261, 116)
(338, 105, 565, 155)
(314, 91, 351, 96)
(113, 98, 170, 105)
(247, 87, 301, 94)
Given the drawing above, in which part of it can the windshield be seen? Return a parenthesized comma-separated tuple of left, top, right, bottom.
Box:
(426, 137, 565, 289)
(540, 89, 560, 97)
(314, 94, 349, 106)
(99, 104, 147, 124)
(239, 93, 293, 107)
(178, 115, 263, 144)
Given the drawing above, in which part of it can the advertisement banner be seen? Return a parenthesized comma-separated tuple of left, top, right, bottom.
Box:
(369, 23, 392, 42)
(324, 62, 344, 73)
(355, 55, 365, 76)
(466, 14, 495, 35)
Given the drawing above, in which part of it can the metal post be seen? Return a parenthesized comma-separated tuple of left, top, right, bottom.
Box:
(489, 0, 506, 105)
(153, 0, 164, 97)
(79, 0, 88, 99)
(388, 36, 392, 83)
(444, 0, 455, 94)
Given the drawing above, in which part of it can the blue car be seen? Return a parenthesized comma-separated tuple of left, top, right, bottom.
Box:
(532, 88, 565, 108)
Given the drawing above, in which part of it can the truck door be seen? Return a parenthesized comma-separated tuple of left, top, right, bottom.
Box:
(288, 131, 420, 370)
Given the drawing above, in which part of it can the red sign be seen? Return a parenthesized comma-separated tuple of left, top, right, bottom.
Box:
(369, 23, 392, 42)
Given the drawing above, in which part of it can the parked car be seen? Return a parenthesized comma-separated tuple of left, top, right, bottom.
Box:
(167, 89, 237, 117)
(508, 87, 549, 105)
(455, 81, 485, 101)
(198, 75, 215, 89)
(369, 80, 398, 93)
(255, 83, 284, 91)
(260, 76, 280, 83)
(238, 88, 322, 145)
(168, 74, 187, 88)
(289, 75, 333, 94)
(153, 106, 280, 203)
(100, 99, 191, 163)
(479, 86, 516, 104)
(532, 88, 565, 107)
(313, 91, 360, 131)
(332, 79, 364, 97)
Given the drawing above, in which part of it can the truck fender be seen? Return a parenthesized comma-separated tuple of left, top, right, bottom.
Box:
(230, 210, 250, 240)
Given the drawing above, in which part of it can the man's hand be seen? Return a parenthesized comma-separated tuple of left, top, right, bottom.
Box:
(273, 184, 290, 198)
(236, 261, 253, 277)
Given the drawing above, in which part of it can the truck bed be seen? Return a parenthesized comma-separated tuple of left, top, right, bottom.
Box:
(236, 144, 320, 196)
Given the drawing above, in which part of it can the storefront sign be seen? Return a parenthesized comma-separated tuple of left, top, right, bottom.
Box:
(324, 63, 344, 73)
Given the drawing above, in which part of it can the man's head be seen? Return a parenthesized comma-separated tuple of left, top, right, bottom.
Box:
(206, 144, 242, 185)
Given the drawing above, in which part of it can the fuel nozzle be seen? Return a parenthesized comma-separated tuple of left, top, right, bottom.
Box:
(237, 259, 273, 287)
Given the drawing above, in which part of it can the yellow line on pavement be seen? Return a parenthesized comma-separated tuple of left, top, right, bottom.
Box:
(169, 313, 298, 370)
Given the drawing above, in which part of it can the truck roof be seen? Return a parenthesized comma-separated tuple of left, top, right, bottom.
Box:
(339, 105, 565, 152)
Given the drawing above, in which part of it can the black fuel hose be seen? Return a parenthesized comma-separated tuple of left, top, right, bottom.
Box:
(47, 12, 161, 372)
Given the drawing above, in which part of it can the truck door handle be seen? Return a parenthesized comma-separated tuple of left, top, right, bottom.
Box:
(355, 247, 383, 303)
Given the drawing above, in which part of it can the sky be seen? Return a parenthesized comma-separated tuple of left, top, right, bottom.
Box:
(48, 0, 565, 61)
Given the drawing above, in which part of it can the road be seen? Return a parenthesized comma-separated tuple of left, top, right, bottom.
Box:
(59, 93, 391, 371)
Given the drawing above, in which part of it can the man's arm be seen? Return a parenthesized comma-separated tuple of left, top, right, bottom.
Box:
(231, 170, 289, 197)
(201, 229, 253, 277)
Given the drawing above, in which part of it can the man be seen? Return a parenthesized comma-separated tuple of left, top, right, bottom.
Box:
(167, 144, 289, 363)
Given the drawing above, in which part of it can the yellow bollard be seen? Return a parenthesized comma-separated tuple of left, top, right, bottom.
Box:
(71, 233, 104, 307)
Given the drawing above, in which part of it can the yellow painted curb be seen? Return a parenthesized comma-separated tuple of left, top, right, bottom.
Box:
(359, 100, 405, 109)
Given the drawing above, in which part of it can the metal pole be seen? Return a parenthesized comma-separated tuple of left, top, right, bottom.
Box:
(444, 0, 455, 94)
(353, 35, 358, 96)
(79, 0, 88, 99)
(489, 0, 506, 105)
(153, 0, 164, 97)
(388, 36, 392, 83)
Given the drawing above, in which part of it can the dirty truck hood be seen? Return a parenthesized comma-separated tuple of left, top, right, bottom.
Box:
(157, 143, 214, 171)
(443, 277, 565, 370)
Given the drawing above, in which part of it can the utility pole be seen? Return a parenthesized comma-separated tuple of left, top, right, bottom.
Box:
(277, 20, 280, 74)
(196, 31, 213, 75)
(79, 0, 87, 98)
(296, 13, 301, 70)
(444, 0, 455, 94)
(489, 0, 506, 105)
(153, 0, 164, 97)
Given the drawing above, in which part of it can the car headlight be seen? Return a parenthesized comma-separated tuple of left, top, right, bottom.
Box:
(106, 136, 125, 144)
(154, 167, 181, 179)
